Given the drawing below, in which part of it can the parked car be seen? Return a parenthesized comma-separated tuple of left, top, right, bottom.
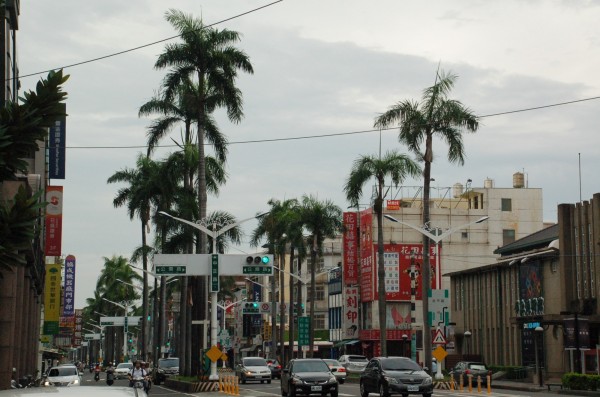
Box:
(235, 357, 272, 384)
(281, 358, 338, 397)
(114, 362, 133, 380)
(338, 354, 368, 373)
(42, 366, 81, 387)
(449, 361, 492, 386)
(322, 359, 346, 384)
(267, 359, 282, 379)
(154, 357, 180, 385)
(359, 357, 433, 397)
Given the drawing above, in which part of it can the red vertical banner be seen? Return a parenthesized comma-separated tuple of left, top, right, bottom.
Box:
(342, 212, 359, 285)
(359, 208, 374, 302)
(74, 309, 83, 347)
(44, 186, 63, 256)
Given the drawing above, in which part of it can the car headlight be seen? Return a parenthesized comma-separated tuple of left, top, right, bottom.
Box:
(291, 376, 306, 385)
(384, 376, 399, 384)
(327, 376, 337, 384)
(422, 377, 433, 386)
(43, 381, 50, 386)
(72, 379, 79, 385)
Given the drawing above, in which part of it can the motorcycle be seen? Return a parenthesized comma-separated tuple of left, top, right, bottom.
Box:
(106, 370, 114, 386)
(94, 371, 100, 382)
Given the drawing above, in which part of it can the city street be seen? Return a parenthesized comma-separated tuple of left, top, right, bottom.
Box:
(79, 370, 564, 397)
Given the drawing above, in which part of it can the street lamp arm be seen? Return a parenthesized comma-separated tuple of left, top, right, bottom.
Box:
(158, 211, 214, 236)
(217, 212, 269, 236)
(102, 297, 127, 311)
(384, 215, 437, 241)
(435, 216, 489, 243)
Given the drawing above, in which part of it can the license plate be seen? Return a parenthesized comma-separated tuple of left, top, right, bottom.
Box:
(407, 385, 419, 392)
(311, 386, 322, 391)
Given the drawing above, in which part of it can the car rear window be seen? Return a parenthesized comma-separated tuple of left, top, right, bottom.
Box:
(49, 367, 78, 376)
(348, 356, 368, 362)
(469, 364, 487, 370)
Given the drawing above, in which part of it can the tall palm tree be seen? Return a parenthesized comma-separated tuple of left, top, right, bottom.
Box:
(155, 11, 252, 373)
(299, 195, 342, 357)
(374, 70, 479, 371)
(107, 155, 162, 361)
(344, 152, 421, 356)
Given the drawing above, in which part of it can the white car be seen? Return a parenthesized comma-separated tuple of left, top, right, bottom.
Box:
(235, 357, 272, 384)
(42, 366, 81, 387)
(114, 362, 134, 379)
(338, 354, 369, 373)
(323, 359, 347, 384)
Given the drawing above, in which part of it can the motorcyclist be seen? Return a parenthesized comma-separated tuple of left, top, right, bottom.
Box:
(105, 362, 115, 386)
(128, 360, 148, 392)
(93, 363, 101, 381)
(143, 362, 152, 392)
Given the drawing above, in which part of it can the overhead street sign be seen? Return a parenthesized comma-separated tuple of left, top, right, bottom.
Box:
(100, 316, 142, 327)
(243, 265, 273, 275)
(153, 254, 273, 276)
(211, 254, 219, 292)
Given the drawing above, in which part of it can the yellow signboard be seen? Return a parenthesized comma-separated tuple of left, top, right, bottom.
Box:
(206, 345, 223, 362)
(432, 345, 448, 362)
(43, 264, 61, 335)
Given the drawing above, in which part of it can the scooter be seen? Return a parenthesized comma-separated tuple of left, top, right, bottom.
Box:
(94, 370, 100, 382)
(106, 370, 114, 386)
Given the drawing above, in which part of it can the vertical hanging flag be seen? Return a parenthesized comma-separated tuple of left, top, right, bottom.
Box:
(63, 255, 76, 316)
(45, 186, 63, 256)
(43, 263, 62, 335)
(49, 103, 66, 179)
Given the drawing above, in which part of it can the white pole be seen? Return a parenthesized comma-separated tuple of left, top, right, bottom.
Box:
(210, 227, 218, 380)
(124, 303, 128, 362)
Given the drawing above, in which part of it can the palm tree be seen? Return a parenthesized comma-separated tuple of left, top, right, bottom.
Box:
(344, 152, 421, 356)
(107, 154, 162, 361)
(374, 70, 479, 370)
(155, 11, 252, 373)
(299, 195, 342, 357)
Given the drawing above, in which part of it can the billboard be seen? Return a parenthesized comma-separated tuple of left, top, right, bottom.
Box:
(43, 263, 61, 335)
(359, 209, 374, 302)
(342, 212, 359, 285)
(342, 286, 359, 339)
(63, 255, 76, 316)
(44, 186, 63, 256)
(49, 103, 66, 179)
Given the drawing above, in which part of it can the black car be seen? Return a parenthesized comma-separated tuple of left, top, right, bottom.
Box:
(281, 359, 339, 397)
(153, 357, 179, 385)
(359, 357, 433, 397)
(449, 361, 491, 386)
(267, 359, 283, 379)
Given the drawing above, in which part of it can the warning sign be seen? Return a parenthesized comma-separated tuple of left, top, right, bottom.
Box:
(432, 328, 447, 344)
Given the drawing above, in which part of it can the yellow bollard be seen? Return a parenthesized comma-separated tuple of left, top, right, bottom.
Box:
(224, 376, 228, 394)
(459, 374, 464, 391)
(477, 375, 482, 393)
(468, 375, 473, 392)
(450, 374, 455, 390)
(234, 375, 240, 395)
(487, 375, 491, 394)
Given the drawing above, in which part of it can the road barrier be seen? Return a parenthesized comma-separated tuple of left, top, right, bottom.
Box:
(219, 375, 239, 395)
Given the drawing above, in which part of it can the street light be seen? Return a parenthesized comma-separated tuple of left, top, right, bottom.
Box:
(158, 210, 269, 381)
(464, 330, 472, 356)
(103, 297, 130, 362)
(215, 299, 247, 331)
(86, 323, 104, 362)
(384, 215, 489, 371)
(534, 326, 544, 387)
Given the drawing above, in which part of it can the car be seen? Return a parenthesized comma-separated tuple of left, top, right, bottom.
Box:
(235, 357, 272, 384)
(322, 359, 347, 384)
(0, 386, 147, 397)
(281, 358, 338, 397)
(114, 362, 134, 380)
(359, 357, 433, 397)
(338, 354, 368, 373)
(267, 359, 283, 379)
(154, 357, 179, 385)
(42, 366, 81, 387)
(449, 361, 492, 386)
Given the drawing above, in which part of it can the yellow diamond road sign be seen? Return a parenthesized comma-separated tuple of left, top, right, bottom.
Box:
(432, 345, 448, 362)
(206, 345, 223, 362)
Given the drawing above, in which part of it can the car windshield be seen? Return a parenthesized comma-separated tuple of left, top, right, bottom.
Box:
(348, 356, 368, 363)
(159, 358, 179, 367)
(244, 358, 268, 366)
(48, 367, 78, 377)
(117, 363, 132, 369)
(293, 360, 330, 373)
(380, 358, 422, 371)
(469, 364, 487, 370)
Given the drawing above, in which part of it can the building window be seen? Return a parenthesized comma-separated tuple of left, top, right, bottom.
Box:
(503, 229, 515, 245)
(314, 313, 326, 330)
(501, 198, 512, 211)
(306, 285, 325, 302)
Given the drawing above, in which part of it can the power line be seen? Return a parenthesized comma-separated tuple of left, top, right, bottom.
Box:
(479, 95, 600, 118)
(18, 0, 283, 80)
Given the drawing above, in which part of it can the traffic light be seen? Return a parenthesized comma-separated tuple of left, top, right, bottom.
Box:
(147, 314, 151, 321)
(246, 255, 271, 265)
(243, 302, 259, 314)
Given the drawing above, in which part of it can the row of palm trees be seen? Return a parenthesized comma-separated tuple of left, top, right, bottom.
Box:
(94, 7, 479, 375)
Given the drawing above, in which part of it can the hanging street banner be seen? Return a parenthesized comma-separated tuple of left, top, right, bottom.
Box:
(43, 264, 61, 335)
(343, 286, 359, 339)
(44, 186, 63, 256)
(49, 103, 66, 179)
(342, 212, 359, 285)
(74, 309, 83, 346)
(63, 255, 76, 316)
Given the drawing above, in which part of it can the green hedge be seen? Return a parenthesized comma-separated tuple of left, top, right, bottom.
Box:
(562, 372, 600, 390)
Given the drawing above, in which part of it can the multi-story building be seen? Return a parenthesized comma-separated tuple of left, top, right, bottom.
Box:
(340, 174, 545, 362)
(449, 192, 600, 378)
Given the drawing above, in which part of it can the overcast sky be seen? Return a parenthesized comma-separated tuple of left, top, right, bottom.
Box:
(19, 1, 600, 308)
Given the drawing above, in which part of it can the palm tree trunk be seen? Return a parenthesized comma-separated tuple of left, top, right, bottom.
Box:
(287, 248, 295, 363)
(308, 235, 317, 358)
(376, 198, 387, 356)
(421, 133, 433, 372)
(279, 252, 285, 362)
(141, 220, 149, 362)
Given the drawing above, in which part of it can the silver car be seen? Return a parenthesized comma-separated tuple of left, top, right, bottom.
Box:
(42, 366, 81, 387)
(338, 354, 369, 373)
(235, 357, 272, 384)
(323, 359, 347, 384)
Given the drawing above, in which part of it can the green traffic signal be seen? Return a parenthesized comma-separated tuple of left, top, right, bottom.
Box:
(252, 302, 258, 308)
